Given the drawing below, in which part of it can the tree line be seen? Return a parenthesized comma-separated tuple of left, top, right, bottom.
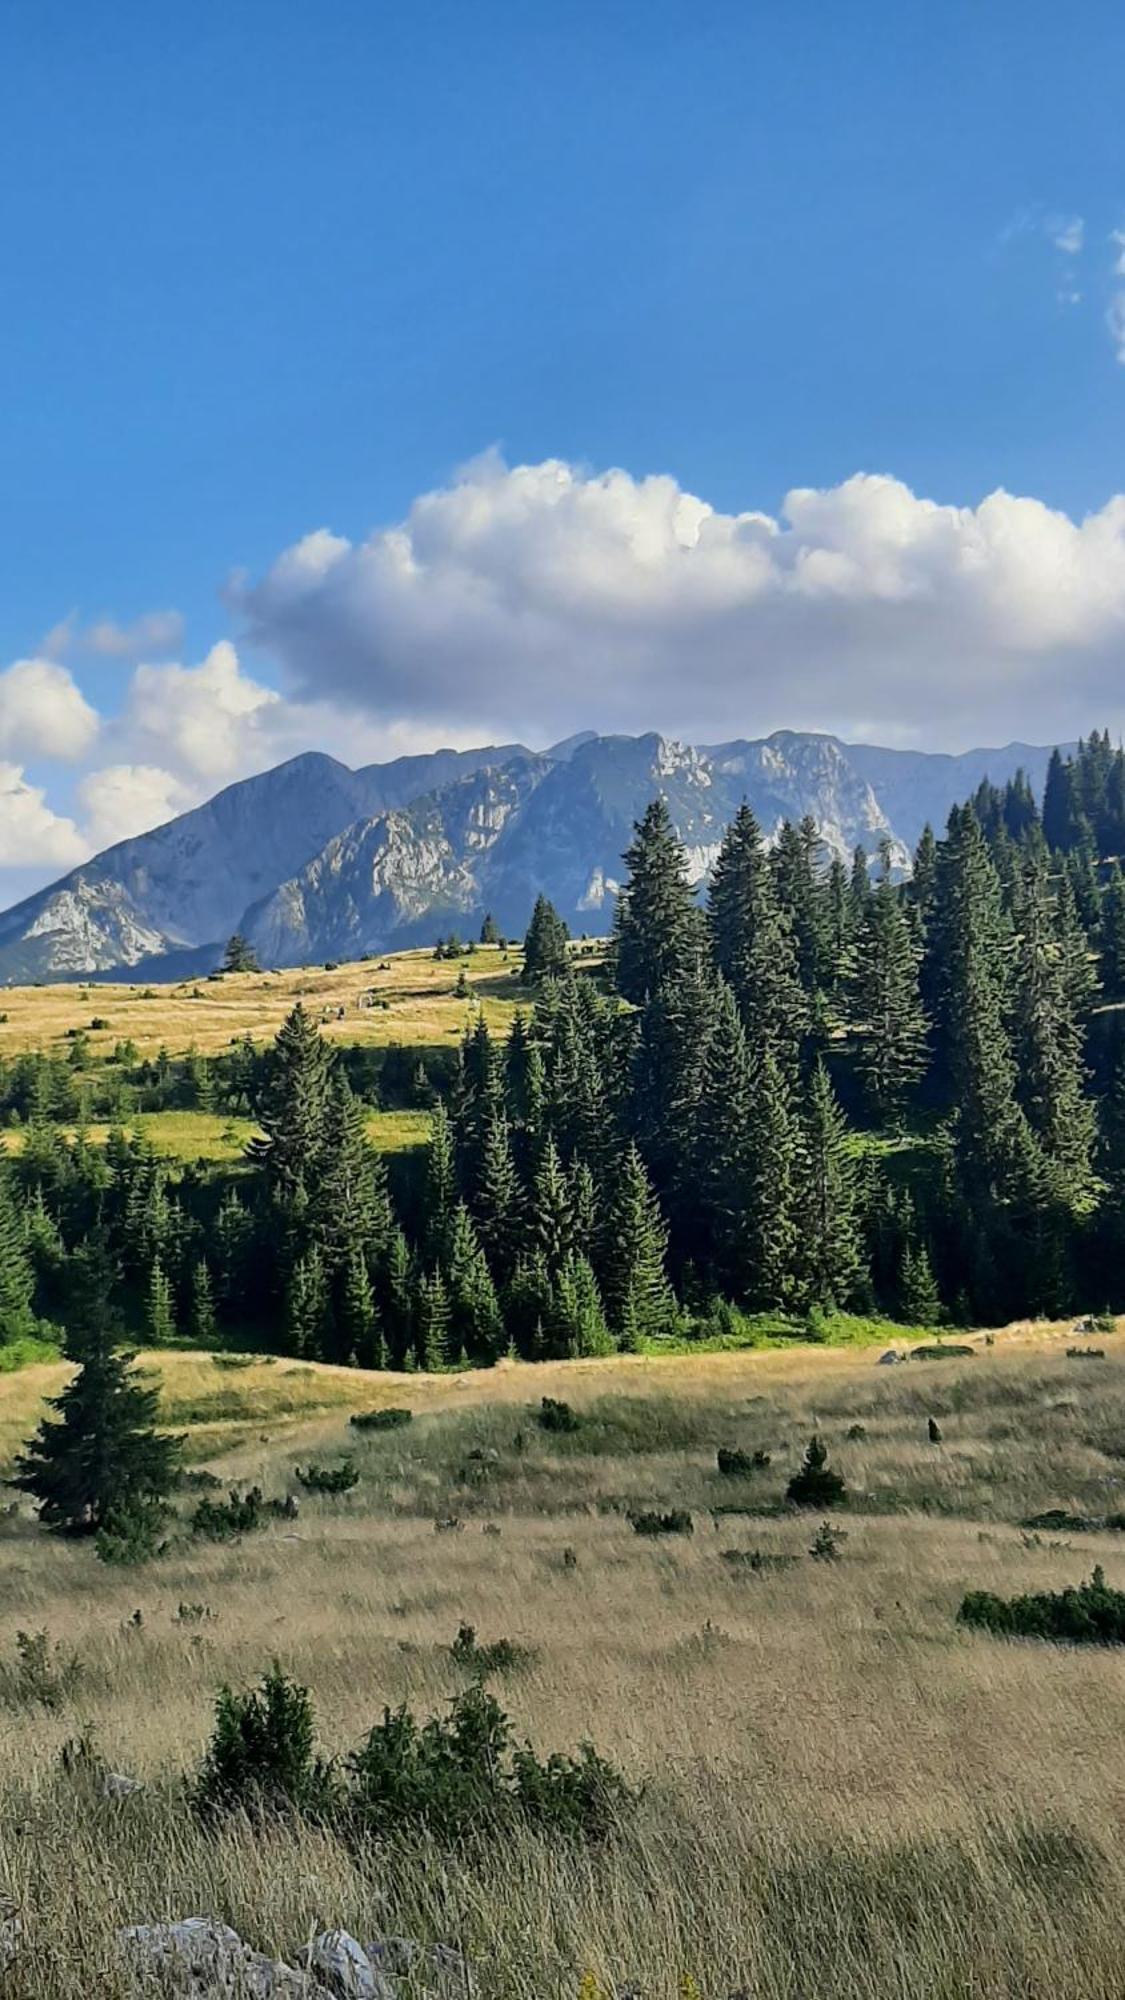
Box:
(4, 728, 1125, 1366)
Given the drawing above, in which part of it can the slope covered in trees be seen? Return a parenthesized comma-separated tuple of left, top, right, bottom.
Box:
(1, 733, 1124, 1364)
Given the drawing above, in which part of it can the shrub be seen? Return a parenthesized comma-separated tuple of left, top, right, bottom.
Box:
(538, 1397, 580, 1433)
(809, 1521, 848, 1563)
(786, 1435, 847, 1509)
(716, 1447, 755, 1476)
(211, 1352, 257, 1371)
(191, 1486, 296, 1539)
(194, 1665, 337, 1819)
(295, 1459, 360, 1495)
(1023, 1509, 1125, 1534)
(928, 1416, 943, 1443)
(95, 1499, 168, 1566)
(0, 1629, 83, 1709)
(958, 1566, 1125, 1645)
(1067, 1347, 1106, 1360)
(846, 1423, 867, 1441)
(630, 1509, 693, 1537)
(350, 1407, 413, 1432)
(347, 1681, 631, 1841)
(449, 1621, 536, 1676)
(909, 1344, 975, 1361)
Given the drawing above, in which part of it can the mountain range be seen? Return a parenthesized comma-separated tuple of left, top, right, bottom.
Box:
(0, 730, 1057, 982)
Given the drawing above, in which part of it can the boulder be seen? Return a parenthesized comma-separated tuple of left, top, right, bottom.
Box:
(118, 1917, 333, 1998)
(877, 1350, 902, 1366)
(299, 1930, 397, 2000)
(103, 1770, 144, 1799)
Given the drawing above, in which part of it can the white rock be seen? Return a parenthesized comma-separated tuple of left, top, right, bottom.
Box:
(118, 1917, 333, 1997)
(300, 1929, 396, 1999)
(102, 1770, 144, 1799)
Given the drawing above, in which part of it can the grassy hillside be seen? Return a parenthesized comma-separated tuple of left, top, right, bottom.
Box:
(0, 945, 529, 1062)
(3, 1328, 1125, 1995)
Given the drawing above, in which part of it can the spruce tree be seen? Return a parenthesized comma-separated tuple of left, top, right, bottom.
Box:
(339, 1246, 382, 1368)
(853, 873, 928, 1122)
(706, 804, 806, 1066)
(1101, 866, 1125, 1001)
(286, 1246, 330, 1358)
(0, 1170, 35, 1343)
(603, 1143, 677, 1346)
(1011, 848, 1096, 1212)
(415, 1269, 452, 1370)
(190, 1257, 217, 1346)
(614, 799, 698, 1003)
(504, 1250, 555, 1359)
(521, 896, 571, 983)
(798, 1061, 863, 1311)
(422, 1100, 458, 1266)
(146, 1257, 175, 1344)
(249, 1004, 333, 1200)
(472, 1102, 524, 1283)
(11, 1245, 180, 1535)
(547, 1250, 613, 1358)
(222, 933, 260, 973)
(382, 1225, 415, 1368)
(530, 1136, 575, 1271)
(445, 1203, 503, 1364)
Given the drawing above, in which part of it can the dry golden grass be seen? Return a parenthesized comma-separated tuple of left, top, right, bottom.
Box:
(2, 1330, 1125, 1993)
(0, 946, 525, 1061)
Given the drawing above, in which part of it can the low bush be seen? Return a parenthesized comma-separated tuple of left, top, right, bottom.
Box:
(194, 1665, 338, 1819)
(909, 1344, 975, 1361)
(350, 1407, 413, 1431)
(630, 1509, 693, 1537)
(720, 1548, 796, 1573)
(958, 1566, 1125, 1645)
(191, 1486, 297, 1540)
(195, 1669, 631, 1842)
(295, 1459, 360, 1495)
(1022, 1509, 1125, 1534)
(347, 1681, 631, 1841)
(0, 1629, 83, 1709)
(95, 1499, 168, 1566)
(449, 1621, 536, 1676)
(1067, 1347, 1106, 1360)
(786, 1435, 847, 1509)
(211, 1352, 257, 1371)
(538, 1397, 581, 1434)
(716, 1446, 770, 1476)
(809, 1521, 848, 1563)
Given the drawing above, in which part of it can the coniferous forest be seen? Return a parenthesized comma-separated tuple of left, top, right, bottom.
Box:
(5, 731, 1125, 1367)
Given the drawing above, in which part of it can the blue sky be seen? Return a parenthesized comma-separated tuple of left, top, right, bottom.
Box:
(2, 0, 1125, 898)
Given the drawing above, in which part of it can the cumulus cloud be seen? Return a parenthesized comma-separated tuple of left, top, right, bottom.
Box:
(75, 764, 194, 850)
(233, 455, 1125, 750)
(0, 659, 100, 762)
(42, 609, 184, 661)
(0, 764, 86, 868)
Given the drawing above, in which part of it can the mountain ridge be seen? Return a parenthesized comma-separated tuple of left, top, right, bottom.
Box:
(0, 729, 1057, 980)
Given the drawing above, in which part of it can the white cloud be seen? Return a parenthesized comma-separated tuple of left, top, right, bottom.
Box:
(76, 764, 194, 850)
(1111, 229, 1125, 277)
(233, 455, 1125, 750)
(0, 764, 87, 868)
(1047, 214, 1084, 254)
(42, 609, 184, 661)
(0, 659, 100, 761)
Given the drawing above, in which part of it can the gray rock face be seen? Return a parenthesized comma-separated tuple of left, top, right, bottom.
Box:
(118, 1917, 336, 1996)
(298, 1931, 397, 2000)
(0, 729, 1056, 979)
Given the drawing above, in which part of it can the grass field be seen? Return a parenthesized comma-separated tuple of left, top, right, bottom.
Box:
(0, 946, 529, 1062)
(0, 1105, 432, 1163)
(2, 1324, 1125, 1996)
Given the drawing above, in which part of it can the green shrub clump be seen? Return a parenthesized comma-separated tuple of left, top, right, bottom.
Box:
(630, 1509, 693, 1537)
(538, 1397, 581, 1433)
(717, 1446, 770, 1476)
(786, 1435, 847, 1509)
(195, 1669, 631, 1842)
(191, 1486, 296, 1540)
(350, 1407, 413, 1431)
(449, 1621, 536, 1676)
(958, 1567, 1125, 1645)
(295, 1459, 360, 1495)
